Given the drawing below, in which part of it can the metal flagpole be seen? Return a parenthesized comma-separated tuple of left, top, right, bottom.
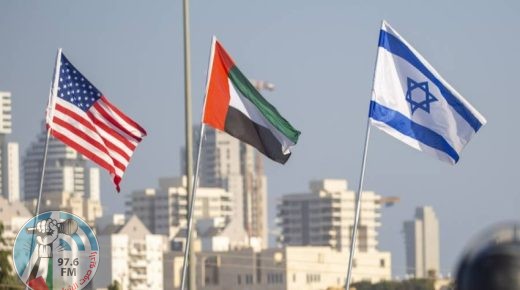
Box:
(344, 120, 371, 290)
(179, 34, 216, 290)
(34, 130, 52, 219)
(24, 129, 51, 290)
(36, 47, 61, 219)
(180, 124, 205, 290)
(344, 22, 383, 290)
(25, 48, 61, 289)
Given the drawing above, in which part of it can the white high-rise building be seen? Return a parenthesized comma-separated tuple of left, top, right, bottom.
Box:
(127, 176, 233, 238)
(277, 179, 383, 252)
(2, 142, 20, 202)
(194, 127, 268, 248)
(93, 215, 167, 290)
(0, 91, 12, 134)
(23, 123, 100, 200)
(404, 206, 440, 278)
(0, 91, 20, 202)
(127, 188, 157, 233)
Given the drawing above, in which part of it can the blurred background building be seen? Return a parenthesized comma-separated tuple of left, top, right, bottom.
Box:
(196, 127, 267, 248)
(277, 179, 385, 252)
(93, 215, 167, 290)
(164, 246, 391, 290)
(0, 196, 31, 250)
(403, 206, 440, 278)
(22, 123, 102, 226)
(0, 91, 20, 202)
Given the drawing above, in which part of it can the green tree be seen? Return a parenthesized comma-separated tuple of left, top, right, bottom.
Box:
(352, 278, 435, 290)
(0, 222, 22, 289)
(107, 280, 122, 290)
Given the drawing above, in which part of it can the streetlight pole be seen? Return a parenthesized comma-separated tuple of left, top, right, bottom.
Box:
(182, 0, 196, 289)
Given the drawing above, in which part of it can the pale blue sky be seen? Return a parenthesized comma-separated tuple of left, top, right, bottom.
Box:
(1, 0, 519, 277)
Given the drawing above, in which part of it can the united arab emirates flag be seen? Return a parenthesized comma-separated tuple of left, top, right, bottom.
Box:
(202, 38, 301, 164)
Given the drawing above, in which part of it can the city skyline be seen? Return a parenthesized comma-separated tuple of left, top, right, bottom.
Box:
(1, 0, 519, 277)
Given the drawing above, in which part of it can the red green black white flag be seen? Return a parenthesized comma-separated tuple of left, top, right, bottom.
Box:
(202, 38, 300, 164)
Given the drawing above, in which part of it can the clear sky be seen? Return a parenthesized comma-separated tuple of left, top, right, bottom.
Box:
(1, 0, 519, 278)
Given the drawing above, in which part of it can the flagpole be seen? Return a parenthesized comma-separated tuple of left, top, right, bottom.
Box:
(344, 22, 383, 290)
(25, 48, 61, 289)
(180, 124, 205, 290)
(34, 130, 51, 218)
(344, 119, 371, 290)
(35, 47, 61, 217)
(24, 129, 51, 289)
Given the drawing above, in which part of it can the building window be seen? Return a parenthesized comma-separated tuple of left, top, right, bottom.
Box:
(306, 274, 321, 283)
(380, 258, 386, 268)
(237, 275, 241, 285)
(267, 273, 283, 284)
(204, 256, 219, 285)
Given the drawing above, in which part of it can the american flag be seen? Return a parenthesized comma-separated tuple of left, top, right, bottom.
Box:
(47, 53, 147, 192)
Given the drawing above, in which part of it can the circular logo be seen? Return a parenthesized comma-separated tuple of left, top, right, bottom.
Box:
(12, 211, 99, 290)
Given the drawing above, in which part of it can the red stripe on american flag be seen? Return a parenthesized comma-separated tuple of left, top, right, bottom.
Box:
(111, 157, 127, 172)
(100, 96, 147, 136)
(93, 101, 142, 142)
(86, 111, 137, 151)
(55, 101, 132, 167)
(50, 129, 116, 177)
(55, 103, 98, 133)
(104, 139, 131, 161)
(51, 128, 123, 192)
(54, 107, 129, 172)
(90, 104, 141, 145)
(52, 117, 113, 160)
(50, 100, 135, 192)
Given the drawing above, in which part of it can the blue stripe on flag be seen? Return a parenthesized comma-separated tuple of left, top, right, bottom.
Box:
(369, 100, 460, 163)
(378, 30, 483, 132)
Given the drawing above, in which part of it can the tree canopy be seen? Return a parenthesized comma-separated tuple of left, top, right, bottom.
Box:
(352, 278, 435, 290)
(0, 222, 23, 289)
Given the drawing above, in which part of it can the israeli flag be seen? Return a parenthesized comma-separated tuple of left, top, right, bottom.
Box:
(369, 21, 487, 164)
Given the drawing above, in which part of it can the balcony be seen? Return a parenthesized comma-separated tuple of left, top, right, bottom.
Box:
(130, 272, 147, 280)
(129, 248, 146, 257)
(130, 260, 147, 269)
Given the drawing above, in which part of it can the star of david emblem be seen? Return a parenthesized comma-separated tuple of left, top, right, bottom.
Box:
(405, 77, 438, 114)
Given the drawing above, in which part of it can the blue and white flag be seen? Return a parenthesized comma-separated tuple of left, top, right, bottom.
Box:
(369, 21, 486, 164)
